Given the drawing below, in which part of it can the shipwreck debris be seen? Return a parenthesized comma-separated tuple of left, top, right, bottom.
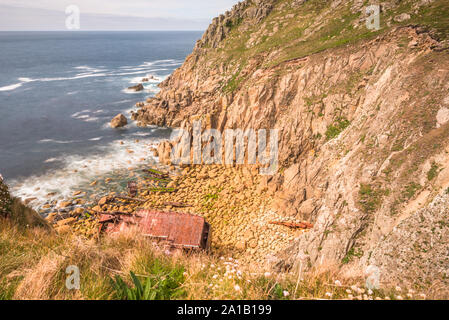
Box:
(99, 209, 211, 250)
(269, 221, 314, 230)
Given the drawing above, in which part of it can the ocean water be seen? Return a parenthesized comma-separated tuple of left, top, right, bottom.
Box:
(0, 31, 202, 209)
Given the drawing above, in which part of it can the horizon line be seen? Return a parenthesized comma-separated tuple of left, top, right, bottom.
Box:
(0, 29, 206, 32)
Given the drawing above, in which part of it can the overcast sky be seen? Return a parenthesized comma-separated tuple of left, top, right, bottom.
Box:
(0, 0, 241, 31)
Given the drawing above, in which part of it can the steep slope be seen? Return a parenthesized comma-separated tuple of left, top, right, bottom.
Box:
(132, 0, 449, 288)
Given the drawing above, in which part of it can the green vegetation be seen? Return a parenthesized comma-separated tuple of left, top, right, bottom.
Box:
(427, 162, 440, 181)
(111, 269, 185, 300)
(325, 118, 351, 140)
(0, 180, 12, 218)
(206, 0, 449, 93)
(402, 182, 422, 201)
(359, 184, 388, 214)
(342, 248, 364, 265)
(0, 210, 441, 299)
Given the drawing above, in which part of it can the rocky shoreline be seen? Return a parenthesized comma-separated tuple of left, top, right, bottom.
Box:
(39, 153, 309, 265)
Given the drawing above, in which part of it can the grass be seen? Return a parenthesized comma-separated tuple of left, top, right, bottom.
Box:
(359, 184, 388, 214)
(427, 162, 440, 181)
(201, 0, 449, 93)
(325, 118, 351, 141)
(1, 216, 440, 300)
(342, 248, 363, 265)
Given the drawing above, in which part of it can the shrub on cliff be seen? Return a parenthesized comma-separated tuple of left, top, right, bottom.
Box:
(0, 175, 12, 218)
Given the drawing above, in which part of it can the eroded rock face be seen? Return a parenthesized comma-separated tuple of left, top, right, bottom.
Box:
(132, 0, 449, 287)
(369, 193, 449, 288)
(110, 114, 128, 128)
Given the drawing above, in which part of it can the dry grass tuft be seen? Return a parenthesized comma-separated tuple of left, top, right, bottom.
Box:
(14, 252, 66, 300)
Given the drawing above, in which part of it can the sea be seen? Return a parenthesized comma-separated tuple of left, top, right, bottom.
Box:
(0, 31, 202, 210)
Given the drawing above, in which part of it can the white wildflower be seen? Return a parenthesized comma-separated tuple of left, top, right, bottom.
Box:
(334, 280, 342, 287)
(264, 272, 271, 277)
(325, 292, 333, 298)
(234, 285, 241, 292)
(283, 291, 290, 297)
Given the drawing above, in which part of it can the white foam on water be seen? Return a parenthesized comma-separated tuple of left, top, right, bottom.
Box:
(82, 116, 100, 122)
(18, 77, 33, 83)
(9, 137, 164, 211)
(38, 139, 78, 144)
(0, 83, 23, 92)
(44, 158, 59, 163)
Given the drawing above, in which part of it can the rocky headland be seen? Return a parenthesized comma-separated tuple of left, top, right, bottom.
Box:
(129, 0, 449, 289)
(2, 0, 449, 299)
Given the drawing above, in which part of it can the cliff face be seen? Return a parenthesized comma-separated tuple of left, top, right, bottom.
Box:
(133, 0, 449, 287)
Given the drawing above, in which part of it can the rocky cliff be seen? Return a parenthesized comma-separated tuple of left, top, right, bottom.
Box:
(132, 0, 449, 288)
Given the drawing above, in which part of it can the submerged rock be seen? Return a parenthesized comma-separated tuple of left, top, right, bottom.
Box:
(128, 83, 144, 92)
(110, 114, 128, 128)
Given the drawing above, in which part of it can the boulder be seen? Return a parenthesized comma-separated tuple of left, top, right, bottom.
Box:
(394, 13, 411, 22)
(56, 217, 76, 226)
(110, 114, 128, 128)
(59, 201, 72, 209)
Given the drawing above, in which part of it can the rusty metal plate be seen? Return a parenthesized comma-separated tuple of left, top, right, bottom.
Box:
(99, 210, 210, 250)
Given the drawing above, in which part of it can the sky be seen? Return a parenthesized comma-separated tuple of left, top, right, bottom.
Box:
(0, 0, 241, 31)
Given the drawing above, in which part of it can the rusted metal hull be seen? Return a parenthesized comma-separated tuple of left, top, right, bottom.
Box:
(99, 209, 211, 250)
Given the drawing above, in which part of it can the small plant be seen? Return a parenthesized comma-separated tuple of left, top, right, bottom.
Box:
(359, 184, 386, 213)
(204, 193, 219, 201)
(325, 117, 351, 140)
(342, 247, 364, 264)
(402, 182, 421, 200)
(111, 267, 185, 300)
(427, 162, 440, 181)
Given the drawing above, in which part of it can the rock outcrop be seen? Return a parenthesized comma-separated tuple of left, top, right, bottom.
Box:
(128, 83, 144, 92)
(132, 0, 449, 288)
(110, 114, 128, 128)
